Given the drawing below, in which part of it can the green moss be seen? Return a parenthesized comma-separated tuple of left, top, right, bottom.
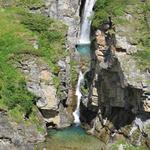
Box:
(130, 1, 150, 70)
(17, 0, 45, 8)
(9, 106, 45, 133)
(135, 48, 150, 71)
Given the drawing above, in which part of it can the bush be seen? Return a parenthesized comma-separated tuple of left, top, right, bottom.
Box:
(21, 13, 53, 33)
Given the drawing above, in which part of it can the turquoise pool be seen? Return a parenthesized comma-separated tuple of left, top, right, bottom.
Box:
(36, 126, 106, 150)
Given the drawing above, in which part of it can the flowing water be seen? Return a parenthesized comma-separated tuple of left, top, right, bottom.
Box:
(74, 0, 96, 123)
(36, 126, 106, 150)
(76, 0, 96, 55)
(79, 0, 96, 44)
(36, 1, 105, 150)
(73, 71, 84, 125)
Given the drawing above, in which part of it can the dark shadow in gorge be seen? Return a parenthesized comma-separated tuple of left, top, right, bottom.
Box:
(80, 49, 145, 132)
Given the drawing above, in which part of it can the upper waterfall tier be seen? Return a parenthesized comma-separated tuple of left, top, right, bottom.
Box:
(79, 0, 96, 44)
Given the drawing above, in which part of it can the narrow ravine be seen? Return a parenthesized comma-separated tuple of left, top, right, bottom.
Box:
(73, 0, 96, 124)
(36, 0, 106, 149)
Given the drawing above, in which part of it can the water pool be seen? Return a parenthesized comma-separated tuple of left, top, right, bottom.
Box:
(76, 44, 91, 56)
(36, 126, 106, 150)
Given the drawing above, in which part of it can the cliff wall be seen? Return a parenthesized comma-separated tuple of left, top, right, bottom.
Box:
(81, 1, 150, 149)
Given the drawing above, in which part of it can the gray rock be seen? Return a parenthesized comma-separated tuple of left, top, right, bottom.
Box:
(17, 56, 73, 128)
(44, 0, 80, 49)
(58, 60, 66, 70)
(0, 112, 46, 150)
(115, 34, 137, 54)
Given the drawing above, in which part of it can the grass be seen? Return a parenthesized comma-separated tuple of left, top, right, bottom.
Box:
(93, 0, 150, 70)
(0, 4, 67, 126)
(92, 0, 133, 29)
(19, 11, 68, 72)
(0, 0, 45, 8)
(129, 1, 150, 71)
(135, 48, 150, 71)
(0, 8, 36, 115)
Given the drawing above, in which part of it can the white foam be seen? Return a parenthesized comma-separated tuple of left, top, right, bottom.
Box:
(79, 0, 96, 44)
(73, 71, 84, 125)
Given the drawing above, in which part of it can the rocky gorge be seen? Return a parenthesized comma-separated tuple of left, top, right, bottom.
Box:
(0, 0, 150, 150)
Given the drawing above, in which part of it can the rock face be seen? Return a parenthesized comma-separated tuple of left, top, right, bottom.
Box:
(17, 56, 73, 128)
(44, 0, 81, 49)
(81, 6, 150, 147)
(0, 111, 46, 150)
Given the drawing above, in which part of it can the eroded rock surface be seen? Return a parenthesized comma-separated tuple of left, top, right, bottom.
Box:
(81, 6, 150, 147)
(0, 111, 45, 150)
(17, 56, 73, 128)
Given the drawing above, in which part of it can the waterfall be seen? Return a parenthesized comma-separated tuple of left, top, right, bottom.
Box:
(73, 0, 96, 124)
(79, 0, 96, 44)
(73, 71, 84, 124)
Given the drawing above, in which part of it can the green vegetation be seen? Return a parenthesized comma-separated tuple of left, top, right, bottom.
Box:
(0, 0, 44, 8)
(20, 11, 68, 71)
(133, 1, 150, 71)
(135, 48, 150, 71)
(27, 106, 46, 133)
(93, 0, 150, 70)
(17, 0, 45, 8)
(92, 0, 132, 28)
(0, 8, 36, 116)
(0, 2, 67, 126)
(111, 139, 146, 150)
(70, 60, 78, 87)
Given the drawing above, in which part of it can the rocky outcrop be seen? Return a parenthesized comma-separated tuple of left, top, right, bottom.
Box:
(28, 0, 83, 128)
(81, 8, 150, 147)
(16, 56, 73, 128)
(0, 111, 46, 150)
(94, 27, 150, 113)
(44, 0, 81, 49)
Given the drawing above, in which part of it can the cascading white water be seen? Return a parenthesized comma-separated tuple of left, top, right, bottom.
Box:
(73, 71, 84, 124)
(73, 0, 96, 124)
(79, 0, 96, 44)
